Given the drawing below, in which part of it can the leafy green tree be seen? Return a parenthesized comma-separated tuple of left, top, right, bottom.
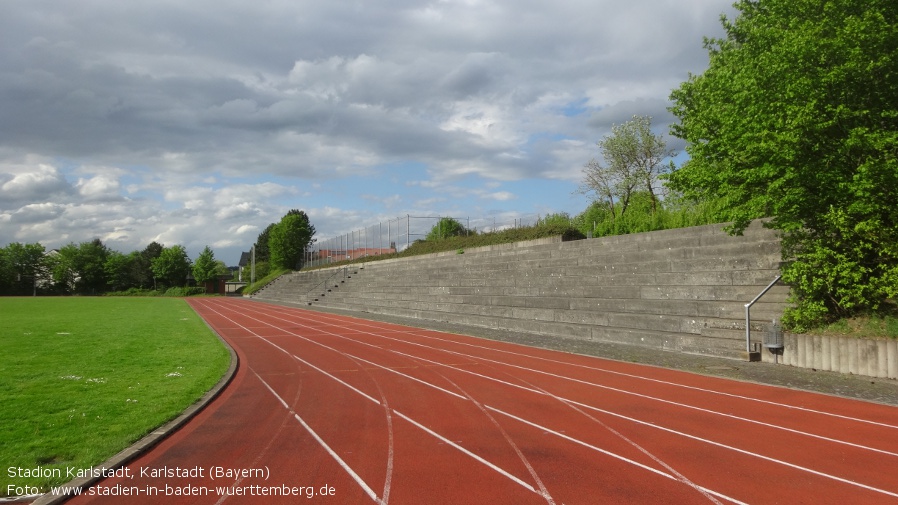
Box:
(214, 260, 232, 279)
(78, 239, 110, 294)
(0, 242, 47, 295)
(425, 217, 470, 240)
(253, 224, 275, 263)
(137, 242, 164, 289)
(668, 0, 898, 328)
(0, 246, 11, 294)
(269, 210, 315, 270)
(51, 244, 78, 293)
(579, 115, 674, 219)
(151, 245, 191, 289)
(104, 251, 143, 291)
(538, 213, 572, 228)
(192, 246, 219, 284)
(52, 239, 110, 295)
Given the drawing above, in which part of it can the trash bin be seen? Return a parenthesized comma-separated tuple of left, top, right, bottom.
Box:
(764, 319, 784, 350)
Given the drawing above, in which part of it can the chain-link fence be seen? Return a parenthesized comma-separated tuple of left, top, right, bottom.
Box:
(304, 214, 549, 268)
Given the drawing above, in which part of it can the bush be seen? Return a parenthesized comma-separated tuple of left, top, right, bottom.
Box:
(425, 218, 472, 240)
(781, 207, 898, 331)
(105, 288, 160, 297)
(574, 192, 729, 238)
(162, 287, 207, 297)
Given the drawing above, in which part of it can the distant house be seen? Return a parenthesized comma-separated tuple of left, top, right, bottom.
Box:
(187, 271, 232, 294)
(237, 251, 251, 281)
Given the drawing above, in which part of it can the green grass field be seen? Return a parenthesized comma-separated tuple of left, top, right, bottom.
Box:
(0, 297, 231, 496)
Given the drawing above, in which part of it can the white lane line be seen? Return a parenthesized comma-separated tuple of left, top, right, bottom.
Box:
(253, 303, 898, 457)
(371, 383, 395, 505)
(388, 343, 898, 500)
(341, 351, 468, 400)
(242, 307, 398, 503)
(291, 351, 384, 405)
(391, 409, 536, 493)
(209, 301, 751, 500)
(291, 305, 898, 430)
(460, 363, 721, 505)
(560, 395, 898, 499)
(229, 302, 898, 498)
(416, 362, 557, 505)
(198, 300, 539, 497)
(395, 344, 898, 459)
(254, 371, 382, 504)
(193, 301, 388, 503)
(487, 406, 747, 505)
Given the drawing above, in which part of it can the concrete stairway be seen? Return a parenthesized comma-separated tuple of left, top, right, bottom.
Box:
(251, 267, 360, 305)
(255, 221, 790, 360)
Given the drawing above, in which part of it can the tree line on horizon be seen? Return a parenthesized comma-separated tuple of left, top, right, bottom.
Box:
(0, 209, 317, 296)
(0, 239, 230, 296)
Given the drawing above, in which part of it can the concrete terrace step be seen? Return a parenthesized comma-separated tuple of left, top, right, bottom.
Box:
(306, 297, 758, 359)
(257, 221, 789, 360)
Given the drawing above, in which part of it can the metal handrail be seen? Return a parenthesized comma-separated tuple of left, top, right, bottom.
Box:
(305, 267, 349, 303)
(744, 275, 782, 352)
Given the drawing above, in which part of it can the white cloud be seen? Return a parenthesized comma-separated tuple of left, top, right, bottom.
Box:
(76, 175, 122, 201)
(482, 191, 516, 201)
(0, 0, 736, 263)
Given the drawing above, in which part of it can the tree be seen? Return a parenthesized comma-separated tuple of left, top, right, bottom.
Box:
(51, 239, 110, 295)
(668, 0, 898, 328)
(253, 224, 275, 263)
(77, 239, 110, 294)
(539, 213, 571, 226)
(105, 250, 136, 292)
(0, 246, 11, 294)
(269, 210, 316, 270)
(192, 246, 219, 284)
(1, 242, 47, 295)
(425, 217, 470, 240)
(214, 260, 232, 279)
(579, 115, 674, 219)
(151, 245, 191, 289)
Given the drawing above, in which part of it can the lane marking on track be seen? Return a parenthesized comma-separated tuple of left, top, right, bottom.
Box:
(514, 373, 723, 504)
(222, 301, 898, 498)
(392, 410, 537, 494)
(193, 301, 388, 503)
(194, 300, 538, 499)
(399, 353, 557, 505)
(403, 329, 898, 428)
(245, 303, 898, 457)
(561, 396, 898, 499)
(387, 345, 719, 504)
(379, 345, 898, 499)
(487, 406, 747, 505)
(203, 301, 746, 500)
(211, 364, 304, 505)
(296, 306, 898, 430)
(393, 346, 898, 458)
(254, 371, 383, 504)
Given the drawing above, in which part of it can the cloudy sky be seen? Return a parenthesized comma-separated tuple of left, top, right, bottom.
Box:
(0, 0, 735, 265)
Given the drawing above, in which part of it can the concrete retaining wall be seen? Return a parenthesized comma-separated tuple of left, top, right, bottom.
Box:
(259, 221, 793, 361)
(763, 333, 898, 379)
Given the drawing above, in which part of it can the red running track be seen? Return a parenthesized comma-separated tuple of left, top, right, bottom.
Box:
(63, 298, 898, 504)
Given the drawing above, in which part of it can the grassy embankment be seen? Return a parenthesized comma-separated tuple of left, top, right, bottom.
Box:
(0, 297, 231, 496)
